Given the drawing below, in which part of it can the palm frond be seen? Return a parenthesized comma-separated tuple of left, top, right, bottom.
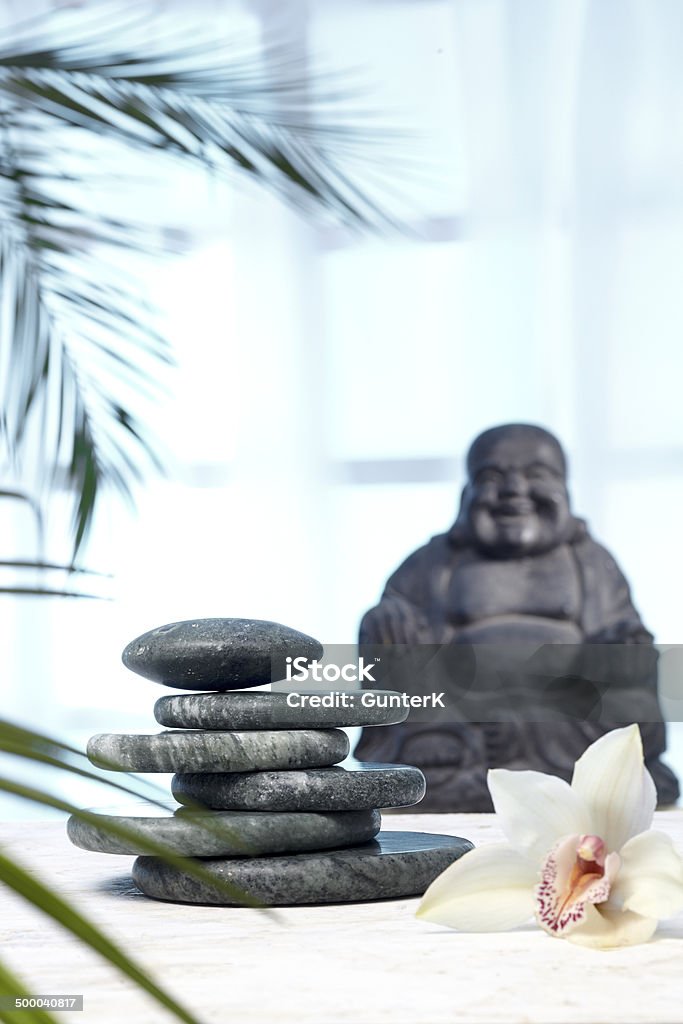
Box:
(0, 720, 268, 874)
(0, 136, 171, 557)
(0, 20, 396, 227)
(0, 559, 110, 574)
(0, 719, 169, 804)
(0, 957, 58, 1024)
(0, 587, 103, 597)
(0, 556, 112, 598)
(0, 845, 202, 1024)
(0, 489, 43, 544)
(0, 717, 284, 1023)
(0, 17, 399, 560)
(0, 777, 266, 900)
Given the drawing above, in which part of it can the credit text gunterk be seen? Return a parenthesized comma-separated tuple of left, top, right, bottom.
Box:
(285, 692, 446, 709)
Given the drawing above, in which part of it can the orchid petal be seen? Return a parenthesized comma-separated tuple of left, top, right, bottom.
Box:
(610, 830, 683, 919)
(565, 903, 658, 949)
(570, 724, 656, 851)
(488, 768, 590, 865)
(416, 844, 536, 931)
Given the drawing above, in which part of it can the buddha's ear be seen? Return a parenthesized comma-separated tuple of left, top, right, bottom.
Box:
(447, 486, 470, 547)
(568, 515, 588, 542)
(457, 483, 472, 517)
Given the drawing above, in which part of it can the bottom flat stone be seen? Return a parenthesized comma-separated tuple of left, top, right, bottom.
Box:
(66, 803, 381, 856)
(131, 831, 473, 906)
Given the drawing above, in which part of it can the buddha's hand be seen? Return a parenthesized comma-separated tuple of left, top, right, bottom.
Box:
(586, 620, 653, 645)
(359, 594, 429, 646)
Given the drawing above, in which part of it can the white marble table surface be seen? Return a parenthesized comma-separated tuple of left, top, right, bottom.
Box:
(1, 811, 682, 1024)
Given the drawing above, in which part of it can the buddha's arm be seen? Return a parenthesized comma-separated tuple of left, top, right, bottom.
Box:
(359, 541, 442, 645)
(577, 539, 653, 644)
(359, 590, 430, 645)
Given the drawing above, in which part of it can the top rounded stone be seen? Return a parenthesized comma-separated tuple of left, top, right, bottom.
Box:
(122, 618, 323, 690)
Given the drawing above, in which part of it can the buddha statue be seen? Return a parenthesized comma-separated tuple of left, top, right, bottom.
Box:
(354, 424, 679, 810)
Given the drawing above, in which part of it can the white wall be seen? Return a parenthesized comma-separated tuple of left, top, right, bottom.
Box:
(2, 0, 683, 815)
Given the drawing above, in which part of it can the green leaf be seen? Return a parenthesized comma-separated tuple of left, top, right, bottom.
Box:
(0, 719, 171, 805)
(0, 957, 59, 1024)
(0, 776, 271, 901)
(0, 491, 43, 547)
(0, 719, 276, 896)
(0, 718, 99, 758)
(0, 16, 402, 560)
(0, 588, 105, 598)
(0, 725, 260, 1023)
(0, 559, 110, 575)
(0, 181, 169, 560)
(0, 845, 202, 1024)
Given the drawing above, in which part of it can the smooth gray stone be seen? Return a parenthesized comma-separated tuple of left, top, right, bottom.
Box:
(154, 690, 410, 730)
(87, 729, 349, 773)
(122, 618, 323, 690)
(172, 762, 425, 811)
(132, 831, 474, 905)
(66, 802, 381, 856)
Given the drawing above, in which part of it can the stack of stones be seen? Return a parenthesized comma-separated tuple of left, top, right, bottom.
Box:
(68, 618, 472, 906)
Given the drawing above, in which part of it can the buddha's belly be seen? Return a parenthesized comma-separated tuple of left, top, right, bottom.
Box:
(446, 545, 583, 628)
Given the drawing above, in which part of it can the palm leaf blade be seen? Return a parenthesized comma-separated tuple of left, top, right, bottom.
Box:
(0, 776, 271, 902)
(0, 958, 59, 1024)
(0, 847, 201, 1024)
(0, 16, 400, 562)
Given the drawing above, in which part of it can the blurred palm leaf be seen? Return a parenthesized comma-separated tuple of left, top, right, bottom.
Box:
(0, 13, 395, 1017)
(0, 718, 281, 1023)
(0, 485, 111, 594)
(0, 13, 390, 562)
(0, 719, 267, 869)
(0, 489, 97, 595)
(0, 957, 58, 1024)
(0, 847, 201, 1024)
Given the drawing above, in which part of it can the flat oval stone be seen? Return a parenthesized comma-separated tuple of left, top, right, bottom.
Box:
(154, 690, 410, 730)
(66, 803, 380, 856)
(122, 618, 323, 690)
(131, 831, 474, 905)
(172, 762, 425, 810)
(87, 729, 349, 773)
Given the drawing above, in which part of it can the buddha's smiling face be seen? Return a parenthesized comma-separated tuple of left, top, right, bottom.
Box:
(463, 427, 572, 557)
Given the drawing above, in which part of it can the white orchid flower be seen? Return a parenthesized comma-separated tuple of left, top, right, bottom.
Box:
(417, 724, 683, 948)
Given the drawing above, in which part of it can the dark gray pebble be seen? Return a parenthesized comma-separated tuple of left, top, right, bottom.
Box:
(66, 803, 380, 856)
(154, 689, 410, 730)
(122, 618, 323, 690)
(172, 762, 425, 810)
(87, 729, 348, 773)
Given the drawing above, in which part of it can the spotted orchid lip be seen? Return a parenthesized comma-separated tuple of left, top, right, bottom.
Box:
(535, 833, 619, 936)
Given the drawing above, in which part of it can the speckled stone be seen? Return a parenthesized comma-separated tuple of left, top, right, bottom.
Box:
(87, 729, 349, 773)
(122, 618, 323, 690)
(131, 831, 474, 905)
(172, 762, 425, 811)
(66, 803, 381, 856)
(154, 690, 409, 730)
